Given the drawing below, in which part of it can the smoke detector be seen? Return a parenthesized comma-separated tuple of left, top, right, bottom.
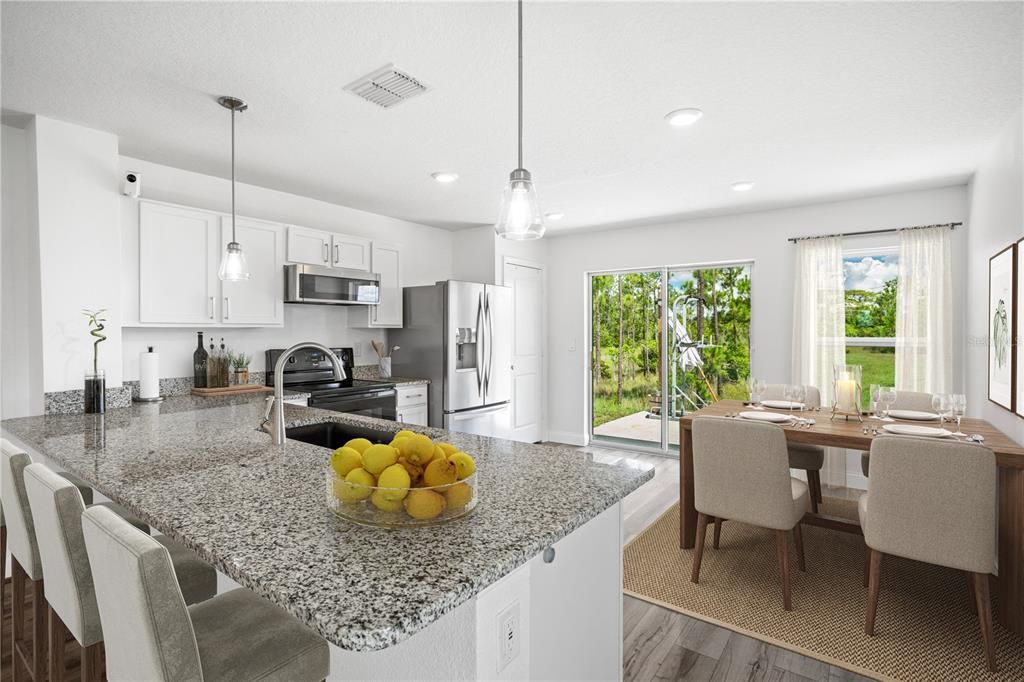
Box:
(344, 64, 429, 109)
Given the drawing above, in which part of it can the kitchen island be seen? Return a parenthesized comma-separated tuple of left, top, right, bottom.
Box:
(2, 393, 652, 680)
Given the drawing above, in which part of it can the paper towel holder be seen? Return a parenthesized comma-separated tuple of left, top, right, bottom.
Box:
(133, 345, 166, 403)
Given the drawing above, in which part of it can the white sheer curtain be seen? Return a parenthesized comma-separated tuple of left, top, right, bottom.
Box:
(792, 236, 847, 406)
(896, 226, 952, 393)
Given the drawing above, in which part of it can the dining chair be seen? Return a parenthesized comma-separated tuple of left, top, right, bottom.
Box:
(23, 462, 218, 681)
(861, 390, 935, 476)
(761, 384, 825, 512)
(81, 505, 330, 682)
(859, 435, 998, 672)
(0, 444, 150, 682)
(690, 416, 810, 610)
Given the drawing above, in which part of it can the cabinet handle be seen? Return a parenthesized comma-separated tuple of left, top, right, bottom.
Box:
(224, 297, 231, 319)
(542, 546, 556, 564)
(208, 296, 215, 319)
(334, 244, 340, 264)
(322, 242, 329, 263)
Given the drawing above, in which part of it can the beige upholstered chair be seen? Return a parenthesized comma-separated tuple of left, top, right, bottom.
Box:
(860, 436, 998, 672)
(861, 390, 936, 476)
(24, 463, 218, 681)
(0, 444, 149, 681)
(760, 384, 825, 512)
(690, 416, 810, 610)
(81, 505, 330, 682)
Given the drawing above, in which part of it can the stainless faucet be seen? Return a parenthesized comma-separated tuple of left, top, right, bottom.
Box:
(265, 342, 346, 445)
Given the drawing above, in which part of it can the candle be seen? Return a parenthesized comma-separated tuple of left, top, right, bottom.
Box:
(837, 378, 858, 413)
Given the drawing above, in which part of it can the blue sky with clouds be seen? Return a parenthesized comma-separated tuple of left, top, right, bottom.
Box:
(843, 254, 898, 292)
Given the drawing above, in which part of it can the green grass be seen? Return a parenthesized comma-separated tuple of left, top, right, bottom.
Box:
(845, 346, 895, 407)
(592, 374, 659, 426)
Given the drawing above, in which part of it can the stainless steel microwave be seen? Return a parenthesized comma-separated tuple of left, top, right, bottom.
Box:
(284, 264, 381, 305)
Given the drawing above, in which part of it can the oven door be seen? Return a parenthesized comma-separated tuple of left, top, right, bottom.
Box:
(309, 389, 397, 420)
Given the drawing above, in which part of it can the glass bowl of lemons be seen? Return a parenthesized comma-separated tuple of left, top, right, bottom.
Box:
(325, 430, 478, 528)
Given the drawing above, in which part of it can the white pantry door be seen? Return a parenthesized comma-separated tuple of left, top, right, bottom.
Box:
(503, 259, 544, 443)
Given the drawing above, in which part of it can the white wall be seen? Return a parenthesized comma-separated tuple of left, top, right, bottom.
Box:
(450, 225, 548, 286)
(966, 109, 1024, 442)
(33, 117, 123, 391)
(118, 156, 456, 379)
(1, 123, 45, 417)
(546, 185, 970, 446)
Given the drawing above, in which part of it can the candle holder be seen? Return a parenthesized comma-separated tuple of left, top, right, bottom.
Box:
(832, 364, 863, 422)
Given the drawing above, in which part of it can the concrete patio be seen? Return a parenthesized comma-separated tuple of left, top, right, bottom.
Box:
(593, 411, 681, 446)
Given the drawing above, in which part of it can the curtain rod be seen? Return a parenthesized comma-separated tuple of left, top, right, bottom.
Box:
(787, 222, 962, 244)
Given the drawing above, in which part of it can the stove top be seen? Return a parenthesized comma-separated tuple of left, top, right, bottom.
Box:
(288, 378, 396, 395)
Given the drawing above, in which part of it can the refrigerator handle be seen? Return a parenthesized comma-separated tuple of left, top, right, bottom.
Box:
(484, 292, 494, 394)
(475, 292, 485, 396)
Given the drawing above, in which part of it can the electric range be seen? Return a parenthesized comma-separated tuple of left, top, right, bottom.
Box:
(265, 346, 397, 420)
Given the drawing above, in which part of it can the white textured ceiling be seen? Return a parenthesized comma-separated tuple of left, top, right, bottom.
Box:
(2, 1, 1021, 233)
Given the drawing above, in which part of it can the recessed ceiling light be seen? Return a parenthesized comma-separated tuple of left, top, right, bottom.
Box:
(431, 171, 459, 183)
(731, 180, 755, 192)
(664, 108, 703, 127)
(544, 211, 565, 221)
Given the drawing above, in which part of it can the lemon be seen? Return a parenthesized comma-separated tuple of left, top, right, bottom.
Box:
(371, 489, 404, 512)
(445, 482, 473, 509)
(330, 447, 363, 478)
(400, 434, 436, 465)
(336, 468, 374, 502)
(377, 464, 411, 501)
(447, 452, 476, 480)
(397, 456, 424, 485)
(422, 457, 458, 487)
(436, 442, 459, 457)
(389, 437, 407, 448)
(343, 437, 373, 454)
(404, 489, 447, 520)
(433, 445, 447, 463)
(395, 429, 418, 439)
(362, 443, 398, 475)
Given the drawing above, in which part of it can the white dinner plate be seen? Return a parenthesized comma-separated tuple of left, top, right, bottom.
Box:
(887, 409, 940, 421)
(882, 424, 951, 438)
(761, 400, 805, 410)
(739, 411, 793, 423)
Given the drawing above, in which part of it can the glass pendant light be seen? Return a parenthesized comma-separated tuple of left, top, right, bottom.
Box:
(218, 96, 250, 281)
(495, 0, 545, 240)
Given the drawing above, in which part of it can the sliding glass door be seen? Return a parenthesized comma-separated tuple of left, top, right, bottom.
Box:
(589, 262, 752, 455)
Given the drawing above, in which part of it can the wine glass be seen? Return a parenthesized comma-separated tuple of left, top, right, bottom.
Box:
(931, 394, 949, 422)
(753, 379, 767, 409)
(878, 386, 897, 419)
(869, 384, 881, 418)
(746, 377, 757, 405)
(950, 394, 967, 437)
(783, 384, 800, 416)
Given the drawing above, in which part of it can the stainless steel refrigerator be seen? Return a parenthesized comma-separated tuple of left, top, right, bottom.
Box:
(391, 281, 512, 437)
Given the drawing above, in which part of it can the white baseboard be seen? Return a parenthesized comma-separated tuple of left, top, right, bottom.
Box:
(547, 430, 586, 446)
(845, 472, 869, 491)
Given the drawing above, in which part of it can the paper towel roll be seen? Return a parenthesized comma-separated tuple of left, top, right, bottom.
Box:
(140, 347, 160, 400)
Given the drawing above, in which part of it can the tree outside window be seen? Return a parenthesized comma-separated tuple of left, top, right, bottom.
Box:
(843, 251, 897, 405)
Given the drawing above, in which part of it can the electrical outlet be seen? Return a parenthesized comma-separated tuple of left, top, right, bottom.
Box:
(497, 602, 520, 673)
(354, 344, 362, 358)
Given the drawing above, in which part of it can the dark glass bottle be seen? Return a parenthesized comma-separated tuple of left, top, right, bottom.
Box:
(193, 332, 209, 389)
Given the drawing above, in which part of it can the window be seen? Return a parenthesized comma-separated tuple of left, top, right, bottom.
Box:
(842, 250, 897, 404)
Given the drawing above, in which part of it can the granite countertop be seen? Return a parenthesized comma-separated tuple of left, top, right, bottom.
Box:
(351, 365, 430, 387)
(387, 377, 430, 386)
(1, 394, 652, 652)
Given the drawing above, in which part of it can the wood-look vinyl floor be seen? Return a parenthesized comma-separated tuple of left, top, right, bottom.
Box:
(583, 445, 876, 682)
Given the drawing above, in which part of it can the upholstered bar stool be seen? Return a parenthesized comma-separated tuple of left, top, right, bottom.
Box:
(860, 390, 935, 476)
(24, 463, 218, 682)
(81, 505, 330, 682)
(1, 446, 150, 682)
(860, 435, 998, 672)
(760, 384, 825, 512)
(690, 416, 810, 610)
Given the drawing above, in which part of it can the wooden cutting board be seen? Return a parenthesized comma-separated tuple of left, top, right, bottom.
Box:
(190, 385, 273, 397)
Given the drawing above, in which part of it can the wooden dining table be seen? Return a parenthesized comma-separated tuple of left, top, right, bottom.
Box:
(678, 399, 1024, 638)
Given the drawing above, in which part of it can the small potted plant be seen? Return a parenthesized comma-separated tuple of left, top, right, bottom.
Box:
(229, 351, 251, 386)
(83, 308, 107, 413)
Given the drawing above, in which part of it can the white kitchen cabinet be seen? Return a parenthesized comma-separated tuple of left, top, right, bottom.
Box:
(287, 225, 332, 267)
(220, 216, 284, 326)
(395, 384, 428, 426)
(139, 202, 219, 324)
(350, 242, 403, 328)
(287, 225, 371, 271)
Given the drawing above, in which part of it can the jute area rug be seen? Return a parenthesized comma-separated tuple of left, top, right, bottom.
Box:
(623, 498, 1024, 681)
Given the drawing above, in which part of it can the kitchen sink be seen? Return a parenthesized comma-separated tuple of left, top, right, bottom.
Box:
(286, 421, 396, 450)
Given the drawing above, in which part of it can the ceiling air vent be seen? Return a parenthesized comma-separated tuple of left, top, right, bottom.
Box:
(344, 64, 429, 109)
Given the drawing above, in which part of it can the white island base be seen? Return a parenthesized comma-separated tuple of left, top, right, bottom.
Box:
(323, 502, 623, 681)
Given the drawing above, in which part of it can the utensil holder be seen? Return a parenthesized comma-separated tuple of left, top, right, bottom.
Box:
(379, 357, 392, 378)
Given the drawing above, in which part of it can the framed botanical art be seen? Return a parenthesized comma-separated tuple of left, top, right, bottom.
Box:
(989, 243, 1015, 411)
(1016, 239, 1024, 418)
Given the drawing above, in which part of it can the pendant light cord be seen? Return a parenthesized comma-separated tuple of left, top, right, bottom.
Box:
(230, 104, 237, 243)
(517, 0, 523, 170)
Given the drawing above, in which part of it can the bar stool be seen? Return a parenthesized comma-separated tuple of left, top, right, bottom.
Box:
(1, 446, 150, 682)
(24, 463, 218, 682)
(82, 505, 330, 682)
